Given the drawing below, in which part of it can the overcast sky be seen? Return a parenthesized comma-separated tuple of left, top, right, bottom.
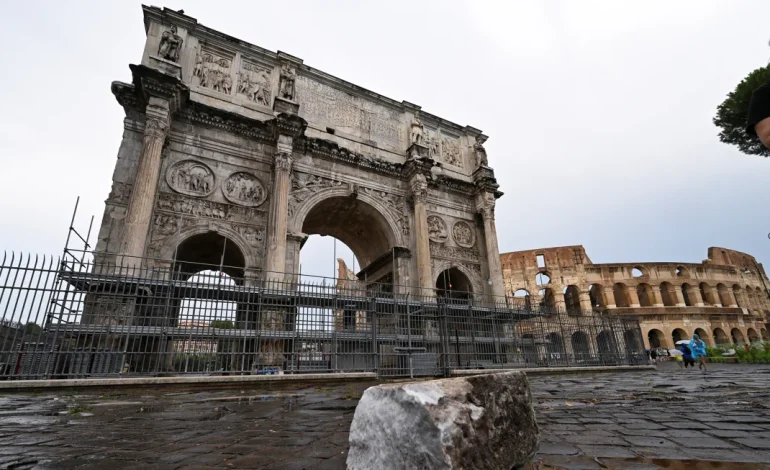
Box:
(1, 0, 768, 280)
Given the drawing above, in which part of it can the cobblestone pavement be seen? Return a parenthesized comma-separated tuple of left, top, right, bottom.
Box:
(0, 364, 769, 469)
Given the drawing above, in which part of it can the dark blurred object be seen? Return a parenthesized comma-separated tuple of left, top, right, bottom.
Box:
(713, 65, 770, 157)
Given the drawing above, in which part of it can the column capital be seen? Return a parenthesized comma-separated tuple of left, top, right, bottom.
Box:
(409, 173, 428, 204)
(129, 64, 189, 114)
(274, 152, 293, 172)
(475, 191, 496, 220)
(144, 98, 171, 140)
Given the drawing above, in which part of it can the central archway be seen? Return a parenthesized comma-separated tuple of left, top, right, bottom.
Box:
(300, 196, 397, 269)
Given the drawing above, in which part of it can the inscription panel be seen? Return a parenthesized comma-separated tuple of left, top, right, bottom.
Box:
(296, 76, 402, 149)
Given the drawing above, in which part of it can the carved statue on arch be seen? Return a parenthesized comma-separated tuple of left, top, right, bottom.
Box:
(279, 63, 296, 101)
(158, 25, 183, 62)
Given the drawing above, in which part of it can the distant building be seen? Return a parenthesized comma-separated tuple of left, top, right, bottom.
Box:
(500, 246, 770, 348)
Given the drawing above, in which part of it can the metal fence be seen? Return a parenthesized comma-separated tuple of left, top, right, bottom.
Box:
(0, 250, 646, 380)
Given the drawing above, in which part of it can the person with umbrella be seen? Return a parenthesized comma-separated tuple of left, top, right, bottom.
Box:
(676, 340, 695, 369)
(689, 334, 708, 371)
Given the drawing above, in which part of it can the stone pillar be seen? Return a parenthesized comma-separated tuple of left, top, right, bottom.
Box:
(552, 292, 566, 313)
(690, 287, 705, 307)
(627, 288, 641, 308)
(476, 192, 505, 299)
(410, 174, 433, 296)
(120, 97, 170, 269)
(603, 288, 617, 309)
(579, 291, 593, 313)
(651, 285, 665, 307)
(673, 287, 687, 307)
(265, 135, 294, 281)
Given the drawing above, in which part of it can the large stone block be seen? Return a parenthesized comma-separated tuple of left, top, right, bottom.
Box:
(347, 371, 539, 470)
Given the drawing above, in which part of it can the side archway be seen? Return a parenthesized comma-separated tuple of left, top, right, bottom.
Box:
(647, 329, 666, 348)
(160, 225, 258, 277)
(694, 328, 711, 346)
(433, 260, 484, 297)
(171, 231, 248, 281)
(731, 328, 746, 345)
(747, 328, 760, 343)
(435, 267, 473, 299)
(713, 328, 729, 345)
(671, 328, 688, 344)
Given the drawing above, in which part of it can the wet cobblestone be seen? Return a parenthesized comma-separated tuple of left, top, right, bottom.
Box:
(0, 363, 768, 469)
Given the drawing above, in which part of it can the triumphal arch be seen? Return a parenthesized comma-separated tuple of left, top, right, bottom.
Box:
(97, 6, 506, 299)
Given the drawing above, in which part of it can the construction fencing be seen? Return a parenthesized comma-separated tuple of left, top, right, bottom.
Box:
(0, 251, 646, 380)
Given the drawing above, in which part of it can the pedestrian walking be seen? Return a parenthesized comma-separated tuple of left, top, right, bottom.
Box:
(650, 348, 658, 363)
(689, 334, 708, 371)
(679, 343, 695, 369)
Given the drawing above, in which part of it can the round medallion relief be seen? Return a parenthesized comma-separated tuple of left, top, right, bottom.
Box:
(452, 220, 476, 248)
(223, 172, 267, 207)
(166, 160, 216, 197)
(427, 215, 448, 243)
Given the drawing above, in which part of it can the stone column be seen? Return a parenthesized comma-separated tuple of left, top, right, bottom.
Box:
(265, 135, 294, 281)
(672, 285, 686, 306)
(476, 192, 505, 299)
(603, 288, 617, 309)
(120, 97, 170, 269)
(651, 285, 665, 307)
(552, 292, 566, 313)
(410, 174, 433, 296)
(689, 287, 705, 307)
(579, 291, 593, 313)
(627, 288, 641, 308)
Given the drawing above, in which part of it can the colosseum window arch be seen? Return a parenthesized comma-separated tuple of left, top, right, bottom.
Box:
(699, 283, 718, 305)
(732, 284, 744, 308)
(538, 287, 557, 313)
(681, 283, 696, 307)
(631, 266, 647, 278)
(589, 284, 605, 309)
(563, 285, 582, 315)
(675, 266, 689, 277)
(716, 283, 732, 307)
(636, 283, 654, 307)
(613, 283, 631, 307)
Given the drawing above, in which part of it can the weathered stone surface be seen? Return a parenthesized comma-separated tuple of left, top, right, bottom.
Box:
(346, 371, 539, 470)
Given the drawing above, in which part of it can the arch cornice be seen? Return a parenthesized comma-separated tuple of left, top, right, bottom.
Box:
(158, 222, 259, 270)
(288, 186, 406, 248)
(432, 259, 484, 296)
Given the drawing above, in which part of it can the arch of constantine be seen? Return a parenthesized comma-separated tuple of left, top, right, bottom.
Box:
(97, 6, 505, 299)
(501, 245, 770, 349)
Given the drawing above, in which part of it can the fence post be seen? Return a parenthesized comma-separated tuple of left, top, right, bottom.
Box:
(370, 295, 378, 376)
(438, 299, 450, 378)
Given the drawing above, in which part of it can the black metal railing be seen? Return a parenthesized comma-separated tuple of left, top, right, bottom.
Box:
(0, 251, 646, 380)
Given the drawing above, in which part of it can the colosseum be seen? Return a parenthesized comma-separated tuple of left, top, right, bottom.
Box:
(500, 246, 770, 350)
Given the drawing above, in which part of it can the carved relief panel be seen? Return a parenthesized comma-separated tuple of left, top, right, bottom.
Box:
(441, 135, 463, 168)
(452, 220, 476, 248)
(166, 160, 216, 197)
(427, 215, 447, 243)
(193, 47, 234, 94)
(237, 60, 272, 106)
(223, 172, 267, 207)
